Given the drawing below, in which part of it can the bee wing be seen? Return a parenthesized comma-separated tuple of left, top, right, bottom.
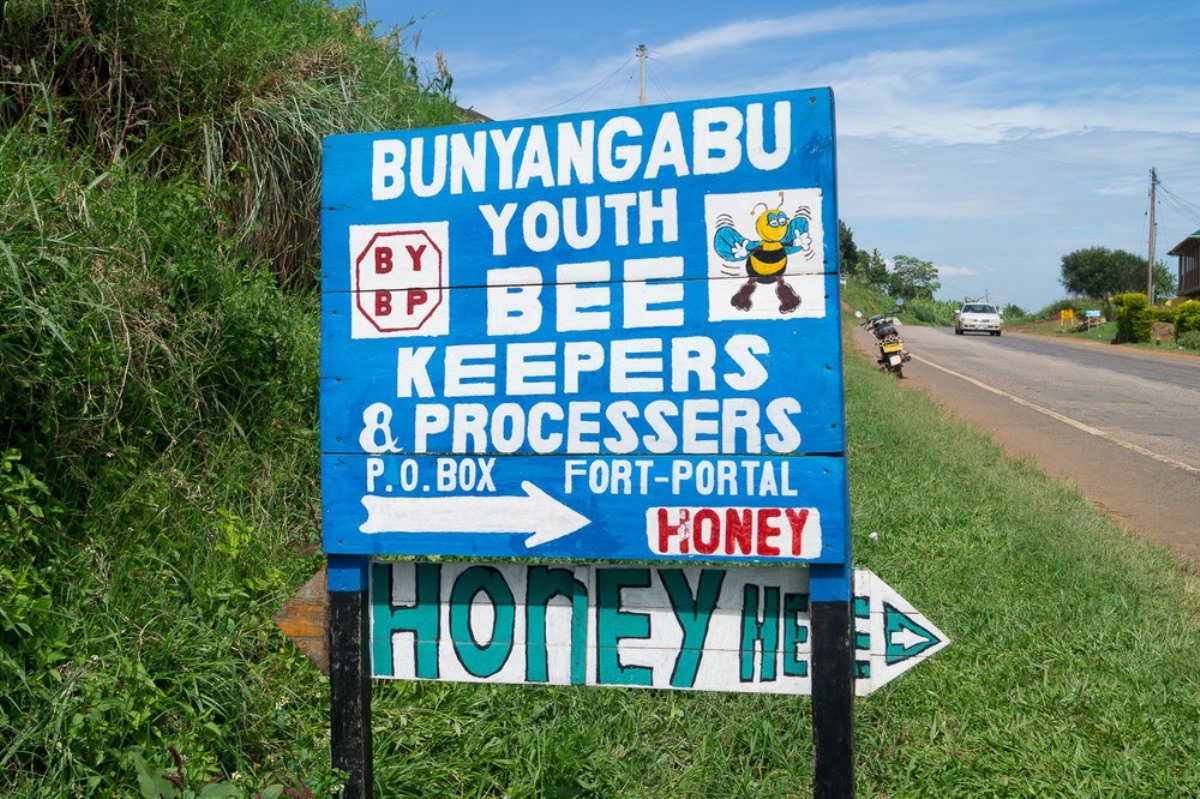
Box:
(713, 224, 752, 261)
(782, 215, 811, 253)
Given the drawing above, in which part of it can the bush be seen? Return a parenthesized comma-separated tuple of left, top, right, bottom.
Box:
(1112, 292, 1152, 342)
(1173, 300, 1200, 336)
(904, 296, 959, 326)
(1002, 303, 1029, 320)
(1178, 330, 1200, 351)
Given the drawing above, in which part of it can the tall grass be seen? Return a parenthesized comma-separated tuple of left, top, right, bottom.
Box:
(1, 2, 462, 794)
(3, 0, 464, 286)
(0, 119, 330, 795)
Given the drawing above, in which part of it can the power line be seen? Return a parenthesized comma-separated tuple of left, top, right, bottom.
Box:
(1157, 180, 1200, 228)
(646, 54, 674, 105)
(519, 56, 635, 118)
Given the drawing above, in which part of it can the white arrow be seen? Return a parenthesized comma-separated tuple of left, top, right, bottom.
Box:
(359, 481, 590, 547)
(854, 570, 951, 696)
(888, 626, 933, 652)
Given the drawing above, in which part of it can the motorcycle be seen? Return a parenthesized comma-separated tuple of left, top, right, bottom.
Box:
(856, 302, 911, 378)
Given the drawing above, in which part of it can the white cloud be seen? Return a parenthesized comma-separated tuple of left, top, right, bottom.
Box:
(937, 263, 992, 278)
(654, 1, 1012, 60)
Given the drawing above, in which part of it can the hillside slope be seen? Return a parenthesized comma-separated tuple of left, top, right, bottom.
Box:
(1, 1, 463, 793)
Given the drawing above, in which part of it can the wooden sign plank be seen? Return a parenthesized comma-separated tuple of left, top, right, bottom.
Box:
(319, 89, 848, 566)
(272, 566, 329, 674)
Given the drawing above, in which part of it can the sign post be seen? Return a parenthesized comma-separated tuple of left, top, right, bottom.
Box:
(326, 557, 372, 799)
(811, 563, 854, 797)
(315, 87, 947, 797)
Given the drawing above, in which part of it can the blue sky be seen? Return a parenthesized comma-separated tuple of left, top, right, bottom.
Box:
(358, 0, 1200, 312)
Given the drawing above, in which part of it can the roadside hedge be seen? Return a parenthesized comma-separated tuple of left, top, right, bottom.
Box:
(1113, 294, 1200, 342)
(1112, 293, 1153, 342)
(1172, 300, 1200, 336)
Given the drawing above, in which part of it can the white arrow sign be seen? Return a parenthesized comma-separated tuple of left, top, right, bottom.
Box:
(854, 570, 952, 696)
(361, 562, 949, 695)
(359, 482, 591, 547)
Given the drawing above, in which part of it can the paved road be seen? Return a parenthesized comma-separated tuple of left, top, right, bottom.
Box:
(862, 323, 1200, 562)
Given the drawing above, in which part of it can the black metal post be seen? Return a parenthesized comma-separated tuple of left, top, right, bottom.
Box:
(328, 556, 373, 798)
(810, 563, 854, 799)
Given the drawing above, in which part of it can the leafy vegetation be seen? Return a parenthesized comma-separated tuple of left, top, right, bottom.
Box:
(838, 229, 940, 303)
(3, 0, 457, 288)
(1, 0, 461, 794)
(1179, 330, 1200, 350)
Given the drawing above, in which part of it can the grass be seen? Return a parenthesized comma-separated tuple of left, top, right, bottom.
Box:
(341, 321, 1200, 797)
(9, 325, 1199, 795)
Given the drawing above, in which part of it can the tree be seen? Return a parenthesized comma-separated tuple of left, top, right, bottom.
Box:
(889, 254, 940, 300)
(1153, 260, 1176, 302)
(862, 248, 889, 291)
(838, 219, 862, 275)
(1059, 247, 1149, 298)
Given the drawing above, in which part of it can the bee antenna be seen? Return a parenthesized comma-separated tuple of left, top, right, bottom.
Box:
(751, 202, 768, 217)
(776, 191, 785, 210)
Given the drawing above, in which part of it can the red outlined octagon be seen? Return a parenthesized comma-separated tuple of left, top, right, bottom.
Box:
(354, 230, 444, 333)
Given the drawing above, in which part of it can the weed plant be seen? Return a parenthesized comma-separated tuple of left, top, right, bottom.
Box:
(1178, 330, 1200, 350)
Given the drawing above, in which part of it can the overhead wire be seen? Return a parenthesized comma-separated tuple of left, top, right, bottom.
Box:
(646, 51, 674, 105)
(1157, 181, 1200, 228)
(518, 55, 635, 118)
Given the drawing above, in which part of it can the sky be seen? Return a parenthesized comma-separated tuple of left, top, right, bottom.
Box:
(357, 0, 1200, 312)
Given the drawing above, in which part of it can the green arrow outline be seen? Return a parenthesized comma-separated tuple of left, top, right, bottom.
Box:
(882, 601, 941, 665)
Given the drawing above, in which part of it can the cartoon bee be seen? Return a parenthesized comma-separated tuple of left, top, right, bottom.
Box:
(712, 192, 814, 313)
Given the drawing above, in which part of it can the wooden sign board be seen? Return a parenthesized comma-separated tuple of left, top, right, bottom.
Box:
(366, 561, 947, 697)
(319, 88, 847, 567)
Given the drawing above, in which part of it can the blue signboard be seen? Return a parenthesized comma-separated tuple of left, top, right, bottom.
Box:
(321, 88, 846, 564)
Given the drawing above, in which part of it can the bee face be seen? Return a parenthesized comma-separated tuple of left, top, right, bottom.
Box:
(755, 209, 789, 242)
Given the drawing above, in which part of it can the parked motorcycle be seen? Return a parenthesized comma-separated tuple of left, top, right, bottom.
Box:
(857, 302, 911, 378)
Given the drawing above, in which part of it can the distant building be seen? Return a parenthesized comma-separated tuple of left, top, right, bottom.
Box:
(1168, 230, 1200, 298)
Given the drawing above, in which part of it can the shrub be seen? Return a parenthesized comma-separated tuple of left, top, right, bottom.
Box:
(1178, 330, 1200, 351)
(1112, 292, 1152, 342)
(904, 296, 959, 326)
(1173, 300, 1200, 336)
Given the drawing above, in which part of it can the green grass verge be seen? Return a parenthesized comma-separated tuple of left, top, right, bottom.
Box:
(843, 324, 1200, 796)
(353, 325, 1200, 797)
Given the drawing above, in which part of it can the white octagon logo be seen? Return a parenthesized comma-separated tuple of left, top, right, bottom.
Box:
(350, 225, 449, 338)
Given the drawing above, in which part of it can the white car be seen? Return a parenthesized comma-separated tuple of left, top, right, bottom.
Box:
(955, 303, 1003, 336)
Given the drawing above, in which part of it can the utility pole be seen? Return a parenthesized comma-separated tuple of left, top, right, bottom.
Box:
(1147, 167, 1158, 303)
(637, 44, 647, 105)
